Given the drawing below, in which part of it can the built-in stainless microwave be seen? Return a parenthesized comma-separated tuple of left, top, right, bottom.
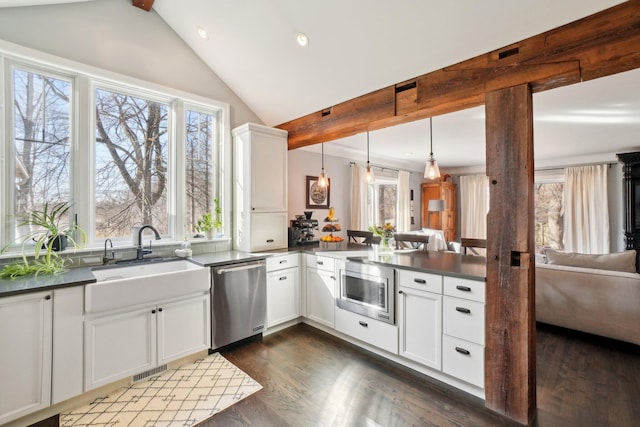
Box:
(338, 261, 396, 325)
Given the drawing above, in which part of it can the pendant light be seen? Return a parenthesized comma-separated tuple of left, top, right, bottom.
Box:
(318, 143, 328, 188)
(424, 117, 441, 180)
(366, 131, 375, 182)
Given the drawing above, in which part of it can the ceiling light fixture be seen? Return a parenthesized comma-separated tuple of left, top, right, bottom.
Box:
(296, 32, 309, 47)
(424, 117, 441, 181)
(318, 143, 328, 188)
(366, 131, 375, 182)
(197, 26, 209, 40)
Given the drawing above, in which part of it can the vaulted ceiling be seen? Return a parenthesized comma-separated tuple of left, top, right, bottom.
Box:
(3, 0, 639, 172)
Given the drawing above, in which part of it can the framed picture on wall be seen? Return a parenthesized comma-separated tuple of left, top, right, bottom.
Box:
(306, 175, 330, 209)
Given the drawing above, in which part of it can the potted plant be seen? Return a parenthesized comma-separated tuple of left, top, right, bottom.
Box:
(196, 212, 214, 239)
(213, 197, 223, 237)
(0, 201, 86, 278)
(195, 199, 223, 240)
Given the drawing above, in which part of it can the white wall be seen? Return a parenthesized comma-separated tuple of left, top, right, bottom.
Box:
(287, 149, 424, 241)
(0, 0, 260, 127)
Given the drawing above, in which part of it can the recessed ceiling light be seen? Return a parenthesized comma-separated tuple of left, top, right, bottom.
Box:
(405, 152, 414, 156)
(197, 27, 209, 40)
(296, 32, 309, 47)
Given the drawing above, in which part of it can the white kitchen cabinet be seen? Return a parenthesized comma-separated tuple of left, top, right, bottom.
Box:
(52, 286, 84, 404)
(442, 276, 485, 387)
(335, 307, 398, 354)
(397, 284, 442, 370)
(0, 291, 52, 425)
(85, 305, 156, 390)
(85, 292, 210, 390)
(233, 123, 288, 252)
(266, 254, 300, 329)
(158, 293, 210, 364)
(305, 255, 336, 328)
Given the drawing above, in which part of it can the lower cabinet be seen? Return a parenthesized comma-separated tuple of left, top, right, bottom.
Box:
(335, 307, 398, 354)
(266, 253, 300, 329)
(397, 286, 442, 370)
(157, 293, 210, 365)
(85, 292, 210, 390)
(305, 255, 336, 328)
(0, 291, 53, 425)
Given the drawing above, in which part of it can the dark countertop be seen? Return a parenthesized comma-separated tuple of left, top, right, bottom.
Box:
(347, 250, 487, 281)
(0, 245, 486, 297)
(0, 267, 96, 297)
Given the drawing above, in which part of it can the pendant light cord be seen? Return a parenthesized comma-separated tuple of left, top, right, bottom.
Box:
(321, 143, 324, 169)
(367, 132, 370, 163)
(429, 117, 434, 156)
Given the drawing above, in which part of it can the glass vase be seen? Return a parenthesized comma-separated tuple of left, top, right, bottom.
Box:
(379, 236, 393, 253)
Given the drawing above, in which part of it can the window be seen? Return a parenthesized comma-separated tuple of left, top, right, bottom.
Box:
(94, 88, 169, 239)
(184, 108, 218, 234)
(11, 66, 72, 242)
(368, 176, 398, 226)
(1, 49, 228, 251)
(535, 171, 564, 252)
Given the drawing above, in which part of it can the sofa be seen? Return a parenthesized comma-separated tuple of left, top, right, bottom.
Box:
(536, 249, 640, 346)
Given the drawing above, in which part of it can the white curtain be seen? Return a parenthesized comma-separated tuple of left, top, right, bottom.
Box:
(396, 170, 411, 232)
(563, 164, 609, 254)
(350, 164, 368, 230)
(460, 174, 489, 239)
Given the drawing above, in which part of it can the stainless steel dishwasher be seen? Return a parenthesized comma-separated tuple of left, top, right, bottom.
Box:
(211, 259, 267, 349)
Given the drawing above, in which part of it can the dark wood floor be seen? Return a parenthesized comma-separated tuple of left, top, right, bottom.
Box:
(199, 323, 640, 427)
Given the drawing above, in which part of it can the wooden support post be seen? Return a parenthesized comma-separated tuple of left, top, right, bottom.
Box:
(484, 84, 536, 425)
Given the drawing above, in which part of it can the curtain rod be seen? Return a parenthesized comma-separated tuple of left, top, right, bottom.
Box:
(349, 161, 413, 174)
(452, 161, 615, 176)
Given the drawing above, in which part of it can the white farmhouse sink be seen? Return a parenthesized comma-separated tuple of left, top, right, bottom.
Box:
(86, 260, 210, 313)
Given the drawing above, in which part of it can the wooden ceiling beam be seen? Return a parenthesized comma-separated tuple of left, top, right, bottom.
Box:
(133, 0, 155, 12)
(278, 0, 640, 150)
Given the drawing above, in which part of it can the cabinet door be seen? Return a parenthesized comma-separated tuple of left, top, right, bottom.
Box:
(0, 291, 52, 425)
(158, 293, 210, 365)
(250, 129, 287, 212)
(306, 267, 336, 328)
(250, 212, 288, 251)
(52, 287, 84, 404)
(398, 287, 442, 370)
(267, 267, 299, 328)
(85, 306, 156, 390)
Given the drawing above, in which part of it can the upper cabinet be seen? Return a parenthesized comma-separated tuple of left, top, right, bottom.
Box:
(421, 181, 457, 242)
(233, 123, 288, 252)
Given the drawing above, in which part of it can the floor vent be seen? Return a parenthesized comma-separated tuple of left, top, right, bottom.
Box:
(133, 364, 167, 382)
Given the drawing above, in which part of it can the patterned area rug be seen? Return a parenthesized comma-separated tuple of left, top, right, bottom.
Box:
(60, 353, 262, 426)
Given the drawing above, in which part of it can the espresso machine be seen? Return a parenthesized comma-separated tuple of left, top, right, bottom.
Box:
(288, 211, 319, 246)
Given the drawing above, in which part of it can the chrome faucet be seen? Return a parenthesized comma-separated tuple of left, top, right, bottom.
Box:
(103, 238, 115, 265)
(136, 224, 161, 260)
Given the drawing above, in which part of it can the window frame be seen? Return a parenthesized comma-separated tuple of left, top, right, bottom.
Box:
(367, 175, 399, 227)
(0, 42, 231, 253)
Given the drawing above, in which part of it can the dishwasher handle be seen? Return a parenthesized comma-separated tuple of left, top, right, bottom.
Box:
(214, 261, 265, 275)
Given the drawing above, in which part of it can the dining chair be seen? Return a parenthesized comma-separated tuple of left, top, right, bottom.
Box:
(460, 238, 487, 255)
(347, 230, 380, 245)
(393, 233, 430, 250)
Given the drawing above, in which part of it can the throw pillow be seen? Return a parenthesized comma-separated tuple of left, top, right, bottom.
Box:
(545, 249, 637, 273)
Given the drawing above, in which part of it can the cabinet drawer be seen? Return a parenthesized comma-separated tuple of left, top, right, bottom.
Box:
(267, 253, 299, 272)
(443, 296, 484, 345)
(307, 254, 335, 272)
(442, 335, 484, 388)
(443, 276, 485, 302)
(398, 269, 442, 294)
(335, 308, 398, 355)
